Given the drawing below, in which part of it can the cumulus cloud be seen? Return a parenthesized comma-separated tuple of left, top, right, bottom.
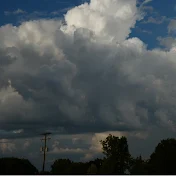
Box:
(64, 0, 140, 43)
(0, 0, 176, 142)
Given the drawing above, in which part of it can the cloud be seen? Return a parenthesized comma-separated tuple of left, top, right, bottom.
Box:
(4, 9, 27, 16)
(13, 129, 24, 134)
(51, 130, 149, 162)
(51, 7, 73, 16)
(64, 0, 140, 43)
(143, 0, 152, 4)
(142, 5, 154, 12)
(138, 0, 152, 9)
(142, 16, 167, 24)
(23, 140, 31, 149)
(135, 26, 152, 34)
(0, 0, 176, 145)
(51, 147, 84, 154)
(168, 19, 176, 34)
(158, 20, 176, 49)
(0, 139, 16, 153)
(157, 36, 176, 49)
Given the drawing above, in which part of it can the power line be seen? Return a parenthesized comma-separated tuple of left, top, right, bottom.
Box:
(40, 132, 51, 172)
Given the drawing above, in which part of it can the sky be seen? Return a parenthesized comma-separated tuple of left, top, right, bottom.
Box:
(1, 0, 176, 171)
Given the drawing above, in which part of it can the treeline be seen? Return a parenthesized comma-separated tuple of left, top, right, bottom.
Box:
(50, 135, 176, 175)
(1, 134, 176, 174)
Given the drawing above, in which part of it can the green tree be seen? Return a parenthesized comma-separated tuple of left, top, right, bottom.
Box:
(100, 134, 131, 174)
(148, 138, 176, 174)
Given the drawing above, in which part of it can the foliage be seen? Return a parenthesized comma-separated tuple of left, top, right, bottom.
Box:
(50, 158, 72, 174)
(3, 135, 176, 175)
(129, 156, 148, 175)
(100, 134, 131, 174)
(87, 163, 98, 174)
(148, 138, 176, 174)
(51, 159, 89, 174)
(0, 157, 38, 174)
(39, 171, 51, 175)
(69, 162, 89, 174)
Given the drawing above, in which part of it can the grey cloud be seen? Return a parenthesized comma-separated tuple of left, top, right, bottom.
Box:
(168, 19, 176, 34)
(142, 6, 154, 12)
(142, 16, 167, 24)
(4, 9, 27, 16)
(157, 36, 176, 49)
(51, 7, 73, 16)
(135, 26, 152, 34)
(0, 0, 176, 143)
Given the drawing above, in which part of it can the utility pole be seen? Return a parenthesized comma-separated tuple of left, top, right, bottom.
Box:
(40, 132, 51, 172)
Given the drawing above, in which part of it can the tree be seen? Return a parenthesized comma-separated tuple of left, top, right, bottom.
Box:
(0, 157, 38, 174)
(51, 159, 89, 174)
(148, 138, 176, 174)
(69, 162, 89, 174)
(129, 156, 148, 175)
(100, 134, 131, 174)
(39, 171, 51, 175)
(87, 158, 103, 174)
(87, 163, 98, 174)
(92, 158, 103, 173)
(99, 157, 118, 174)
(50, 159, 72, 174)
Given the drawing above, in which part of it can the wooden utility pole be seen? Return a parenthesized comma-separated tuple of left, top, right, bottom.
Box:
(40, 132, 51, 172)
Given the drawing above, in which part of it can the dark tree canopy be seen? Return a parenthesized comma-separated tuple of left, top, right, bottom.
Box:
(130, 156, 148, 175)
(0, 157, 38, 175)
(2, 135, 176, 175)
(87, 163, 98, 174)
(51, 159, 89, 175)
(68, 162, 89, 174)
(100, 134, 131, 174)
(148, 138, 176, 174)
(51, 158, 72, 174)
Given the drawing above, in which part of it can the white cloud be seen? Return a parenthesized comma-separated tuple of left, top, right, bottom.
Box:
(63, 0, 141, 43)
